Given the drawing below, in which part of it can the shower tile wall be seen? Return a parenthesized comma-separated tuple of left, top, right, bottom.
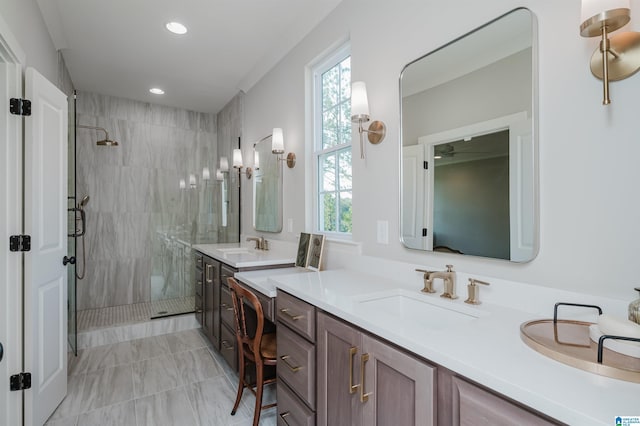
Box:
(75, 92, 219, 311)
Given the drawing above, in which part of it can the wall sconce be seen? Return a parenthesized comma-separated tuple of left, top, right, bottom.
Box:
(254, 151, 260, 171)
(351, 81, 386, 159)
(179, 178, 186, 190)
(271, 127, 296, 168)
(580, 0, 640, 105)
(232, 148, 253, 178)
(189, 173, 197, 189)
(202, 167, 210, 185)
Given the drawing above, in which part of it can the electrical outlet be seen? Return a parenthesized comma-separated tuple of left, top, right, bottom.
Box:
(377, 220, 389, 244)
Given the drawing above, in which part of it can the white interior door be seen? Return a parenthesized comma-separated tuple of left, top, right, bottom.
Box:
(0, 42, 25, 426)
(402, 144, 429, 249)
(509, 118, 535, 262)
(24, 66, 68, 426)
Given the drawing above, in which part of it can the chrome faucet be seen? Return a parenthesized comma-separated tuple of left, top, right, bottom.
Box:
(246, 236, 268, 250)
(417, 265, 457, 299)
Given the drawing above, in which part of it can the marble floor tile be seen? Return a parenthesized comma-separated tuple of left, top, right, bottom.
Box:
(68, 349, 86, 376)
(82, 364, 134, 411)
(208, 346, 237, 379)
(74, 340, 134, 374)
(76, 400, 136, 426)
(134, 387, 197, 426)
(164, 329, 206, 353)
(130, 334, 171, 362)
(47, 374, 86, 421)
(186, 376, 252, 426)
(173, 347, 223, 384)
(132, 353, 181, 398)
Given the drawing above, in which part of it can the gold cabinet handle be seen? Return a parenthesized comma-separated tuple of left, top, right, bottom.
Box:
(280, 355, 302, 372)
(349, 346, 360, 394)
(279, 412, 292, 426)
(360, 353, 372, 403)
(221, 340, 233, 351)
(220, 303, 234, 311)
(280, 308, 303, 321)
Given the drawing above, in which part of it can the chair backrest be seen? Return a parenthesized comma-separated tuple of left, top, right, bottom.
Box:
(228, 277, 265, 359)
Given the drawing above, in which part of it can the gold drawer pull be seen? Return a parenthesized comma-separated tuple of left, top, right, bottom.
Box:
(280, 308, 303, 321)
(221, 340, 233, 351)
(220, 303, 234, 311)
(279, 412, 292, 426)
(280, 355, 302, 372)
(360, 353, 372, 403)
(349, 346, 360, 394)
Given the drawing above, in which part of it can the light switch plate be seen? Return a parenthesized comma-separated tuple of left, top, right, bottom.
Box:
(287, 218, 294, 233)
(377, 220, 389, 244)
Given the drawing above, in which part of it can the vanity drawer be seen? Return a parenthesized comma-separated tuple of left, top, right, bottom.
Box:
(277, 381, 316, 426)
(277, 291, 315, 342)
(220, 323, 237, 371)
(194, 293, 203, 326)
(277, 321, 316, 409)
(220, 285, 235, 328)
(195, 253, 204, 269)
(221, 264, 237, 288)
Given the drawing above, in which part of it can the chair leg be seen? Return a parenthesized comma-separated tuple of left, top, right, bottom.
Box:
(252, 363, 264, 426)
(231, 357, 246, 415)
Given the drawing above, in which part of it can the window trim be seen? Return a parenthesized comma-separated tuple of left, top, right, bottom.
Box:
(312, 43, 352, 237)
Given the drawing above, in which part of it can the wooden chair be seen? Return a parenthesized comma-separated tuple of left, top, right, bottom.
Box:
(227, 277, 277, 426)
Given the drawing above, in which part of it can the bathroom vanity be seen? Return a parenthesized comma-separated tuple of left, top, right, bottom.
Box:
(269, 268, 637, 426)
(191, 243, 295, 366)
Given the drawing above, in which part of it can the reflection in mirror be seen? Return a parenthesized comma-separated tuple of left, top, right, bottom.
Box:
(400, 8, 538, 262)
(253, 136, 283, 232)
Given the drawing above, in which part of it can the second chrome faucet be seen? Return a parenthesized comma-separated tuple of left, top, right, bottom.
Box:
(415, 264, 458, 299)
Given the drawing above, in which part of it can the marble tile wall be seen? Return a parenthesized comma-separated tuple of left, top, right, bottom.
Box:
(75, 92, 236, 310)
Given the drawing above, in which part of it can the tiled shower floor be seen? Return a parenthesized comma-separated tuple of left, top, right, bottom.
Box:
(47, 329, 277, 426)
(77, 297, 195, 332)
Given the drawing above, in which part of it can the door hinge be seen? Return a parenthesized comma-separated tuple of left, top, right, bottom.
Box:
(423, 161, 428, 170)
(9, 235, 31, 252)
(10, 372, 31, 391)
(9, 98, 32, 116)
(422, 228, 428, 237)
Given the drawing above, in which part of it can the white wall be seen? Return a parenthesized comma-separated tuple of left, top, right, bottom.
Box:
(243, 0, 640, 302)
(0, 0, 58, 82)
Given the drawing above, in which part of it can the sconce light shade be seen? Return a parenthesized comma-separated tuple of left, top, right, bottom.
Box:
(216, 169, 224, 181)
(254, 151, 260, 170)
(220, 156, 229, 172)
(202, 167, 210, 181)
(233, 149, 243, 168)
(189, 173, 197, 187)
(271, 128, 284, 154)
(179, 179, 186, 189)
(351, 81, 370, 121)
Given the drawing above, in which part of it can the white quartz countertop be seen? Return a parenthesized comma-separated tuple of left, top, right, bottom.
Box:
(192, 243, 295, 268)
(270, 269, 639, 426)
(234, 267, 313, 298)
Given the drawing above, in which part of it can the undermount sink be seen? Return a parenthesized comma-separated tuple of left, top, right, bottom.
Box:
(356, 290, 485, 331)
(216, 247, 253, 255)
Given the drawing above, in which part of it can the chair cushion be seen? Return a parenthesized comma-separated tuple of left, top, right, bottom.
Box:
(260, 333, 277, 360)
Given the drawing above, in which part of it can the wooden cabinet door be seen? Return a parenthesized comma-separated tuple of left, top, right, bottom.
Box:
(451, 377, 559, 426)
(361, 335, 436, 426)
(317, 312, 363, 426)
(203, 258, 220, 349)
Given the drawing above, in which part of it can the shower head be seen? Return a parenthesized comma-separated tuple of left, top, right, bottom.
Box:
(79, 195, 90, 208)
(77, 124, 119, 147)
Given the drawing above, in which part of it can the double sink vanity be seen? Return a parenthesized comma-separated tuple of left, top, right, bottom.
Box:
(191, 242, 637, 426)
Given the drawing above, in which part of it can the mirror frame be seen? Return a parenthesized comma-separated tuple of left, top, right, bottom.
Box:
(398, 7, 539, 262)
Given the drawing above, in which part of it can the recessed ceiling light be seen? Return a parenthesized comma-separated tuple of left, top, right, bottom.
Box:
(166, 22, 187, 35)
(150, 88, 165, 95)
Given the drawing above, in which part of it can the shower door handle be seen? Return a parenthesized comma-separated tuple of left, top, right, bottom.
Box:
(62, 256, 76, 266)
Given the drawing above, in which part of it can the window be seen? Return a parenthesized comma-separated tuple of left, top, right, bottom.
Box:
(314, 46, 352, 235)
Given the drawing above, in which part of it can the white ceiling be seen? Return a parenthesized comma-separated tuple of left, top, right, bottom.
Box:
(37, 0, 343, 113)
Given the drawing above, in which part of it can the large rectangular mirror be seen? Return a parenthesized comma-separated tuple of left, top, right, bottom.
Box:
(400, 8, 538, 262)
(253, 136, 283, 232)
